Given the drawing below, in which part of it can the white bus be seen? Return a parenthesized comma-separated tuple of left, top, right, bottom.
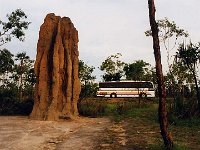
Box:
(96, 81, 155, 98)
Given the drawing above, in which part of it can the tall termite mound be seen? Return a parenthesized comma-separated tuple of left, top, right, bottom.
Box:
(30, 13, 81, 121)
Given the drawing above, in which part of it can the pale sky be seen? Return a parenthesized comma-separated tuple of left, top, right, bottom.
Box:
(1, 0, 200, 81)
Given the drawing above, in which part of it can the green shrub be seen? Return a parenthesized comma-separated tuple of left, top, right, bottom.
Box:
(149, 143, 187, 150)
(78, 98, 158, 121)
(78, 98, 107, 117)
(169, 113, 200, 127)
(0, 87, 34, 115)
(16, 98, 34, 115)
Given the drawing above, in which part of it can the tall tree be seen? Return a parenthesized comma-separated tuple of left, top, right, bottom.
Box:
(176, 42, 200, 111)
(79, 60, 97, 98)
(0, 9, 31, 46)
(13, 52, 34, 101)
(100, 53, 125, 81)
(148, 0, 173, 149)
(0, 49, 14, 84)
(79, 60, 96, 84)
(124, 60, 150, 81)
(145, 17, 188, 67)
(145, 17, 188, 102)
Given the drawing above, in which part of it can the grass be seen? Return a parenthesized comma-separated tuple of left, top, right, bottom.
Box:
(78, 98, 107, 117)
(78, 97, 156, 118)
(149, 144, 188, 150)
(169, 114, 200, 127)
(79, 97, 200, 150)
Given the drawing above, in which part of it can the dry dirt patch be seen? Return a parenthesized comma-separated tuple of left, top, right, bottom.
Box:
(0, 116, 111, 150)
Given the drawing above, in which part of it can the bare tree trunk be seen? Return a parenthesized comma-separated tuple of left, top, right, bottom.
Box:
(148, 0, 173, 149)
(191, 66, 200, 111)
(19, 60, 23, 101)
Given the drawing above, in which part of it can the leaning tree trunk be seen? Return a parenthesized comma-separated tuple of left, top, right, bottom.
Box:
(148, 0, 173, 149)
(191, 65, 200, 111)
(30, 13, 81, 121)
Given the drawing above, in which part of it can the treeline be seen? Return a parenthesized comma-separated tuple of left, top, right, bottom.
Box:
(79, 54, 157, 98)
(0, 49, 154, 114)
(0, 9, 33, 115)
(0, 9, 200, 119)
(80, 18, 200, 119)
(0, 49, 35, 115)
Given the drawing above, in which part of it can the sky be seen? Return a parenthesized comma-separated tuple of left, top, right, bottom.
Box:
(1, 0, 200, 81)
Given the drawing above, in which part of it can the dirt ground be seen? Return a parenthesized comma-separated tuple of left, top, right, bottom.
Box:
(0, 116, 162, 150)
(0, 116, 111, 150)
(1, 115, 200, 150)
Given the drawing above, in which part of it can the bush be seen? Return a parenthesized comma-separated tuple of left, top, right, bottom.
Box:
(168, 113, 200, 127)
(78, 98, 155, 120)
(0, 86, 34, 115)
(16, 98, 34, 115)
(78, 98, 107, 117)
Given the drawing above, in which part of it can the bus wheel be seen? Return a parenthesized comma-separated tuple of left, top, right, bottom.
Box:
(140, 93, 146, 98)
(110, 93, 117, 98)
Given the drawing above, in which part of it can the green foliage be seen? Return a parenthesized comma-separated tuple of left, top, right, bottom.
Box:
(146, 17, 199, 119)
(175, 42, 200, 110)
(13, 52, 34, 84)
(25, 68, 36, 86)
(171, 61, 193, 84)
(78, 98, 157, 121)
(149, 144, 187, 150)
(79, 60, 96, 83)
(0, 84, 18, 114)
(164, 58, 197, 117)
(99, 53, 155, 82)
(79, 60, 97, 98)
(0, 10, 33, 108)
(0, 49, 35, 115)
(0, 48, 14, 74)
(145, 17, 189, 82)
(79, 98, 200, 149)
(169, 114, 200, 127)
(100, 53, 125, 81)
(102, 72, 122, 81)
(15, 98, 34, 115)
(78, 98, 107, 117)
(80, 83, 98, 98)
(0, 84, 33, 115)
(176, 42, 200, 72)
(145, 17, 188, 44)
(113, 102, 158, 122)
(124, 60, 154, 81)
(0, 9, 31, 46)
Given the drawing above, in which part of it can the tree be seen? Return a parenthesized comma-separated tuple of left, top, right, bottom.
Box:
(0, 49, 14, 84)
(148, 0, 173, 149)
(145, 6, 189, 119)
(13, 52, 34, 101)
(145, 17, 188, 66)
(176, 42, 200, 111)
(0, 9, 31, 46)
(79, 60, 96, 84)
(146, 67, 157, 84)
(0, 50, 34, 115)
(79, 60, 97, 98)
(123, 60, 151, 81)
(165, 61, 193, 96)
(100, 53, 125, 81)
(25, 68, 36, 86)
(145, 17, 188, 93)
